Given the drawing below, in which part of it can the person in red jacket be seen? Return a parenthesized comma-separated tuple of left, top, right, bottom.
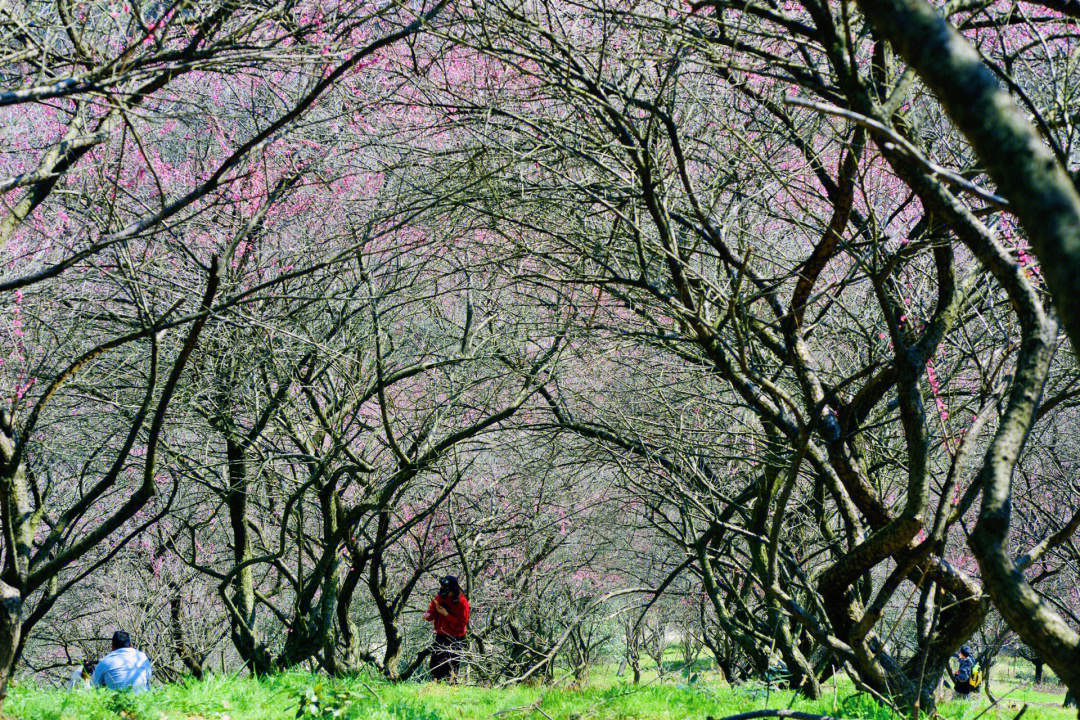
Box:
(423, 575, 469, 681)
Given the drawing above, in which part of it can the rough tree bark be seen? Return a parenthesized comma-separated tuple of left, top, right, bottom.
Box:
(854, 0, 1080, 704)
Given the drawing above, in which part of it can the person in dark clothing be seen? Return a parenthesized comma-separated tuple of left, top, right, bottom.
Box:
(952, 645, 977, 695)
(424, 575, 470, 681)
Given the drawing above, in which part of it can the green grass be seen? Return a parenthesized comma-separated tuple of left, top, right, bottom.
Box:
(4, 669, 1075, 720)
(992, 657, 1061, 690)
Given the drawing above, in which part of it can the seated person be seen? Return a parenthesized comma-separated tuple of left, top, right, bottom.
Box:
(90, 631, 152, 692)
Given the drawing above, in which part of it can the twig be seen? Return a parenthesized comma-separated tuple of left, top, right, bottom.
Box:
(784, 97, 1009, 210)
(361, 681, 382, 704)
(574, 685, 648, 720)
(708, 711, 853, 720)
(494, 696, 545, 717)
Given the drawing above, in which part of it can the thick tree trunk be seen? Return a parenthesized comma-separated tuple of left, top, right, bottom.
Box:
(278, 484, 344, 670)
(368, 511, 407, 681)
(749, 439, 822, 699)
(170, 590, 203, 680)
(0, 428, 34, 707)
(0, 582, 22, 704)
(222, 437, 272, 674)
(336, 563, 366, 674)
(279, 565, 339, 670)
(382, 626, 404, 681)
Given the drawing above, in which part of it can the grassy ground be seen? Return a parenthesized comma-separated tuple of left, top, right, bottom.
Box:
(4, 666, 1074, 720)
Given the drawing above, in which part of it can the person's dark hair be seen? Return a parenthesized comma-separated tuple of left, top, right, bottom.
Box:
(960, 645, 972, 657)
(112, 631, 132, 650)
(438, 575, 461, 597)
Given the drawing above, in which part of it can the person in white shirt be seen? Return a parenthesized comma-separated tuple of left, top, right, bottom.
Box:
(90, 631, 152, 692)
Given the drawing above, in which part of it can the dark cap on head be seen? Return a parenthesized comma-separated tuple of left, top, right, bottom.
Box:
(960, 645, 972, 656)
(112, 631, 132, 649)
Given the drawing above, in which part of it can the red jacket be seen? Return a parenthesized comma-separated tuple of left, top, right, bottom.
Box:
(423, 593, 469, 637)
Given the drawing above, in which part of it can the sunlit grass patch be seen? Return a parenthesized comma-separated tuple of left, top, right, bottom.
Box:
(4, 670, 1074, 720)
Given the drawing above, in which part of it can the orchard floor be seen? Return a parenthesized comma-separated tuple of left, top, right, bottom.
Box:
(5, 668, 1074, 720)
